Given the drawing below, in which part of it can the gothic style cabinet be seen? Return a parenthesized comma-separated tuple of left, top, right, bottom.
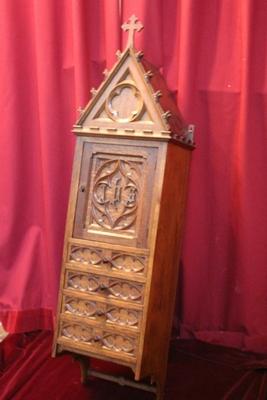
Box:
(53, 16, 194, 400)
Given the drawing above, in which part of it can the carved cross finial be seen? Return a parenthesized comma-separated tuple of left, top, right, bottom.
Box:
(121, 15, 143, 48)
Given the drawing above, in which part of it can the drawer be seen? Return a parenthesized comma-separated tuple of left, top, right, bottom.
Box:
(68, 243, 148, 276)
(62, 294, 142, 330)
(65, 270, 144, 304)
(59, 319, 138, 358)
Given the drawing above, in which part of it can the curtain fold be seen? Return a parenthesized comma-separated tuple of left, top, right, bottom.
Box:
(0, 0, 120, 333)
(0, 0, 266, 354)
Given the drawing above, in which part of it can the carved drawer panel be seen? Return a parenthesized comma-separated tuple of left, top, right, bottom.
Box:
(62, 295, 142, 329)
(65, 270, 144, 304)
(60, 320, 138, 357)
(68, 244, 147, 276)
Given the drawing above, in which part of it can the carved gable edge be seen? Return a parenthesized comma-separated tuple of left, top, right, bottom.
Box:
(73, 46, 194, 148)
(73, 48, 174, 141)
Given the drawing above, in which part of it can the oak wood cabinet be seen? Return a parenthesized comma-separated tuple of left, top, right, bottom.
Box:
(53, 16, 194, 399)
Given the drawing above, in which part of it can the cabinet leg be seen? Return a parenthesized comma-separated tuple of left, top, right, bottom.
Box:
(156, 385, 164, 400)
(154, 371, 167, 400)
(73, 355, 90, 384)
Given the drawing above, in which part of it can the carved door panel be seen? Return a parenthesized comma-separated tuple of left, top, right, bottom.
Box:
(73, 141, 157, 248)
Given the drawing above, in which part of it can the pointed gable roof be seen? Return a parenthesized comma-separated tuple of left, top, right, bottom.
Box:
(73, 15, 195, 148)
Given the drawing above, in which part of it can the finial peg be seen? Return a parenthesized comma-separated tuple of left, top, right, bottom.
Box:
(135, 51, 144, 62)
(153, 90, 162, 102)
(144, 70, 153, 82)
(176, 125, 196, 146)
(77, 106, 84, 116)
(90, 87, 97, 97)
(183, 125, 195, 144)
(116, 50, 122, 59)
(103, 69, 109, 78)
(122, 15, 144, 48)
(162, 111, 172, 121)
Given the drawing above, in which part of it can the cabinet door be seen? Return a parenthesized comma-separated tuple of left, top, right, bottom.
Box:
(73, 141, 157, 248)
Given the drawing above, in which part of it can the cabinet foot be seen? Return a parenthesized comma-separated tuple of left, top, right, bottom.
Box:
(156, 387, 165, 400)
(87, 369, 157, 395)
(72, 355, 90, 384)
(73, 356, 164, 398)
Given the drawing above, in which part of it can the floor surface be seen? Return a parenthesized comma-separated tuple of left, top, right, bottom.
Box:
(0, 331, 266, 400)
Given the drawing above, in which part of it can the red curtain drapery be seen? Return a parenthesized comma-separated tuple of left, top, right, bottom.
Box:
(0, 0, 266, 354)
(0, 0, 120, 333)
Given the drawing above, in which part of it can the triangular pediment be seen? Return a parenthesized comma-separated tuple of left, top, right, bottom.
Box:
(89, 69, 154, 125)
(73, 15, 194, 147)
(76, 49, 169, 132)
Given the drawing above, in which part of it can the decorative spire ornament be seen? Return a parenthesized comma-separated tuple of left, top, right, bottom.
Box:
(121, 15, 144, 48)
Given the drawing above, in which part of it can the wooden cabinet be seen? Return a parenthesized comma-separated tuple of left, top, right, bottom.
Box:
(53, 16, 194, 399)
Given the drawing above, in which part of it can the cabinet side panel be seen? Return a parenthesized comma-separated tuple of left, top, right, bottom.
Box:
(52, 137, 84, 355)
(138, 143, 192, 383)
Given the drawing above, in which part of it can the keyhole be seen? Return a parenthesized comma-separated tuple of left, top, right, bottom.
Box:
(80, 185, 86, 193)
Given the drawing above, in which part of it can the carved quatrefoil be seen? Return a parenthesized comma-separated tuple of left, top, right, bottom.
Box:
(106, 81, 144, 123)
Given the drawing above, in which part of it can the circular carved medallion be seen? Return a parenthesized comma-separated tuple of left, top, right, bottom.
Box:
(106, 81, 143, 123)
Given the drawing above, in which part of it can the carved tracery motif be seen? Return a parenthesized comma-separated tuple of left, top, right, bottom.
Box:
(69, 245, 146, 274)
(65, 298, 98, 318)
(61, 323, 136, 355)
(67, 272, 143, 303)
(64, 296, 140, 328)
(111, 253, 145, 273)
(91, 159, 140, 230)
(106, 81, 144, 123)
(69, 247, 103, 266)
(62, 323, 94, 342)
(102, 334, 135, 354)
(107, 307, 139, 327)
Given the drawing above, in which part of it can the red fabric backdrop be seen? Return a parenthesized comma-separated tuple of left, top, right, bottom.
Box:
(0, 0, 266, 354)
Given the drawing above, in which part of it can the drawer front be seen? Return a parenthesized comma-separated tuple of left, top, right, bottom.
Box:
(60, 320, 138, 358)
(62, 295, 142, 330)
(65, 270, 144, 304)
(68, 244, 148, 276)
